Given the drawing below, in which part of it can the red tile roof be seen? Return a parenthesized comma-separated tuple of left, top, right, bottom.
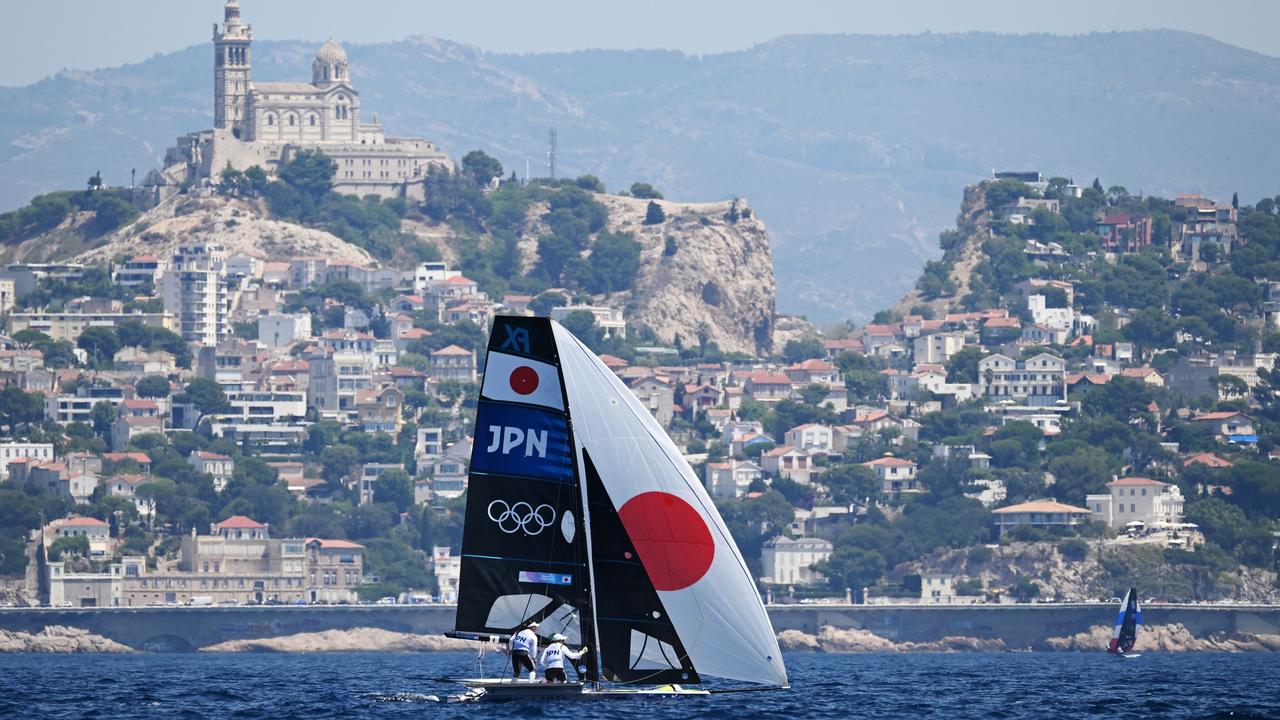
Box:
(863, 455, 915, 468)
(1184, 453, 1233, 469)
(993, 500, 1091, 514)
(59, 516, 109, 527)
(432, 344, 473, 356)
(1193, 411, 1249, 421)
(216, 515, 265, 529)
(1106, 476, 1168, 488)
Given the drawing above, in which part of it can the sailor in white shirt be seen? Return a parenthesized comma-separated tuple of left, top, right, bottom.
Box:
(539, 633, 587, 683)
(509, 621, 540, 680)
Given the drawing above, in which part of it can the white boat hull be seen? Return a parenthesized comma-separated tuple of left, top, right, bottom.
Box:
(453, 678, 709, 700)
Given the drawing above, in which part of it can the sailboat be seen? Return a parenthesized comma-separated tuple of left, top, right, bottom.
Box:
(1106, 587, 1141, 658)
(444, 316, 788, 699)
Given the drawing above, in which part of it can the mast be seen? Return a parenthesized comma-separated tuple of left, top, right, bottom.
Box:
(551, 330, 604, 687)
(571, 419, 604, 687)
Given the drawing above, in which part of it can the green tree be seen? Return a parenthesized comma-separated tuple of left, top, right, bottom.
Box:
(278, 149, 337, 203)
(77, 326, 121, 367)
(372, 469, 415, 512)
(321, 444, 360, 484)
(583, 232, 642, 293)
(135, 376, 171, 399)
(47, 535, 90, 561)
(91, 400, 115, 440)
(629, 182, 663, 200)
(460, 150, 504, 187)
(1010, 577, 1040, 602)
(0, 387, 44, 431)
(782, 337, 826, 363)
(644, 201, 666, 225)
(181, 378, 229, 416)
(559, 310, 600, 345)
(1047, 450, 1113, 504)
(819, 464, 880, 505)
(90, 195, 139, 235)
(814, 547, 886, 597)
(945, 346, 984, 384)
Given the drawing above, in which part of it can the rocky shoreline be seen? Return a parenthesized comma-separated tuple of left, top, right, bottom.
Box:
(0, 626, 134, 653)
(777, 624, 1280, 653)
(199, 628, 476, 653)
(4, 623, 1280, 654)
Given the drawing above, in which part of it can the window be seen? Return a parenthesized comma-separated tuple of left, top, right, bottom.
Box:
(309, 115, 317, 127)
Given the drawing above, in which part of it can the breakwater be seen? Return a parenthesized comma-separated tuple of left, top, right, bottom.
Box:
(0, 603, 1276, 652)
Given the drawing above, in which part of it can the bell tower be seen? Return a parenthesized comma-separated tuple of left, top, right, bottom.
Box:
(213, 0, 252, 138)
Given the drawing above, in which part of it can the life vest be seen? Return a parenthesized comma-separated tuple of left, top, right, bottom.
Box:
(510, 629, 536, 654)
(541, 642, 566, 668)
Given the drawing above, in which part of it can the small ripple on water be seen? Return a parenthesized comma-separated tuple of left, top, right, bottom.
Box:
(0, 652, 1277, 719)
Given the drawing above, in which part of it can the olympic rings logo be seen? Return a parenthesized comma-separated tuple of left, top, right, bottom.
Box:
(487, 500, 556, 536)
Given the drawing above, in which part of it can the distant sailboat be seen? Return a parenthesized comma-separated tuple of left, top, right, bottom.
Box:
(1106, 588, 1141, 657)
(445, 316, 788, 699)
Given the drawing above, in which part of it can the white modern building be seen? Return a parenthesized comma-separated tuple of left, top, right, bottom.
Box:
(978, 353, 1066, 407)
(162, 243, 233, 346)
(704, 459, 763, 498)
(1087, 476, 1185, 530)
(0, 442, 53, 479)
(258, 312, 313, 349)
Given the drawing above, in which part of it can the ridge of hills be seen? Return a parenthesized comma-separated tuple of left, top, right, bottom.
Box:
(0, 175, 786, 356)
(2, 30, 1279, 322)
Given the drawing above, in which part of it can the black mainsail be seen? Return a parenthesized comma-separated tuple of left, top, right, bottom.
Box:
(450, 317, 595, 673)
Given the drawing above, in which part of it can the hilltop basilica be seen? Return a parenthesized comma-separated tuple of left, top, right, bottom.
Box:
(159, 0, 452, 200)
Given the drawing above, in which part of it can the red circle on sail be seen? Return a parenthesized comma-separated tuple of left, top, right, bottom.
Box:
(509, 366, 540, 395)
(618, 492, 714, 592)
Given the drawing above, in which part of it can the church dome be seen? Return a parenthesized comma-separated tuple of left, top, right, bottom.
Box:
(315, 39, 348, 66)
(313, 38, 350, 85)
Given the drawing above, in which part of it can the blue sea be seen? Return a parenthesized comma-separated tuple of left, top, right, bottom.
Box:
(0, 652, 1276, 719)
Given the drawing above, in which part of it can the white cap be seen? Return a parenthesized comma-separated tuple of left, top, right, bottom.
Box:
(528, 621, 539, 627)
(552, 633, 567, 642)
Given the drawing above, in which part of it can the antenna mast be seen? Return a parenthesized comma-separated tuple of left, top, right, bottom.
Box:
(548, 128, 558, 181)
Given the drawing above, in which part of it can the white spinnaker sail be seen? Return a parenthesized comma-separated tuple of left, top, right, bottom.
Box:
(552, 322, 788, 687)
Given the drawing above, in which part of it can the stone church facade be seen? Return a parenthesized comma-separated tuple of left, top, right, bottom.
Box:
(159, 1, 451, 201)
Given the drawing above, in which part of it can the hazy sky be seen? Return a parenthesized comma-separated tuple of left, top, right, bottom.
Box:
(4, 0, 1279, 87)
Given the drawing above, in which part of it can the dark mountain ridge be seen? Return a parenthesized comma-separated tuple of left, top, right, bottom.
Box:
(2, 29, 1278, 322)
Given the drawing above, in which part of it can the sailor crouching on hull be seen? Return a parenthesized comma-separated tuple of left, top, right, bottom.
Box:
(539, 634, 587, 683)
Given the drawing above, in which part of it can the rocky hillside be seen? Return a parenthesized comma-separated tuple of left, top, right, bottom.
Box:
(897, 541, 1280, 604)
(2, 188, 784, 355)
(584, 195, 776, 356)
(0, 194, 373, 267)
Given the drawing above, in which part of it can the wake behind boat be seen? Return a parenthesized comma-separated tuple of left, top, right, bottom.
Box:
(444, 316, 787, 699)
(1107, 587, 1141, 657)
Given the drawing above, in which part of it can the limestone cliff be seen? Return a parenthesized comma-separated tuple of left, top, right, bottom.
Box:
(414, 193, 784, 355)
(73, 195, 375, 266)
(594, 196, 777, 356)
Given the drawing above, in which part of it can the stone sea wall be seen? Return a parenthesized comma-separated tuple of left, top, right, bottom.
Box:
(1, 605, 1278, 653)
(777, 624, 1280, 653)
